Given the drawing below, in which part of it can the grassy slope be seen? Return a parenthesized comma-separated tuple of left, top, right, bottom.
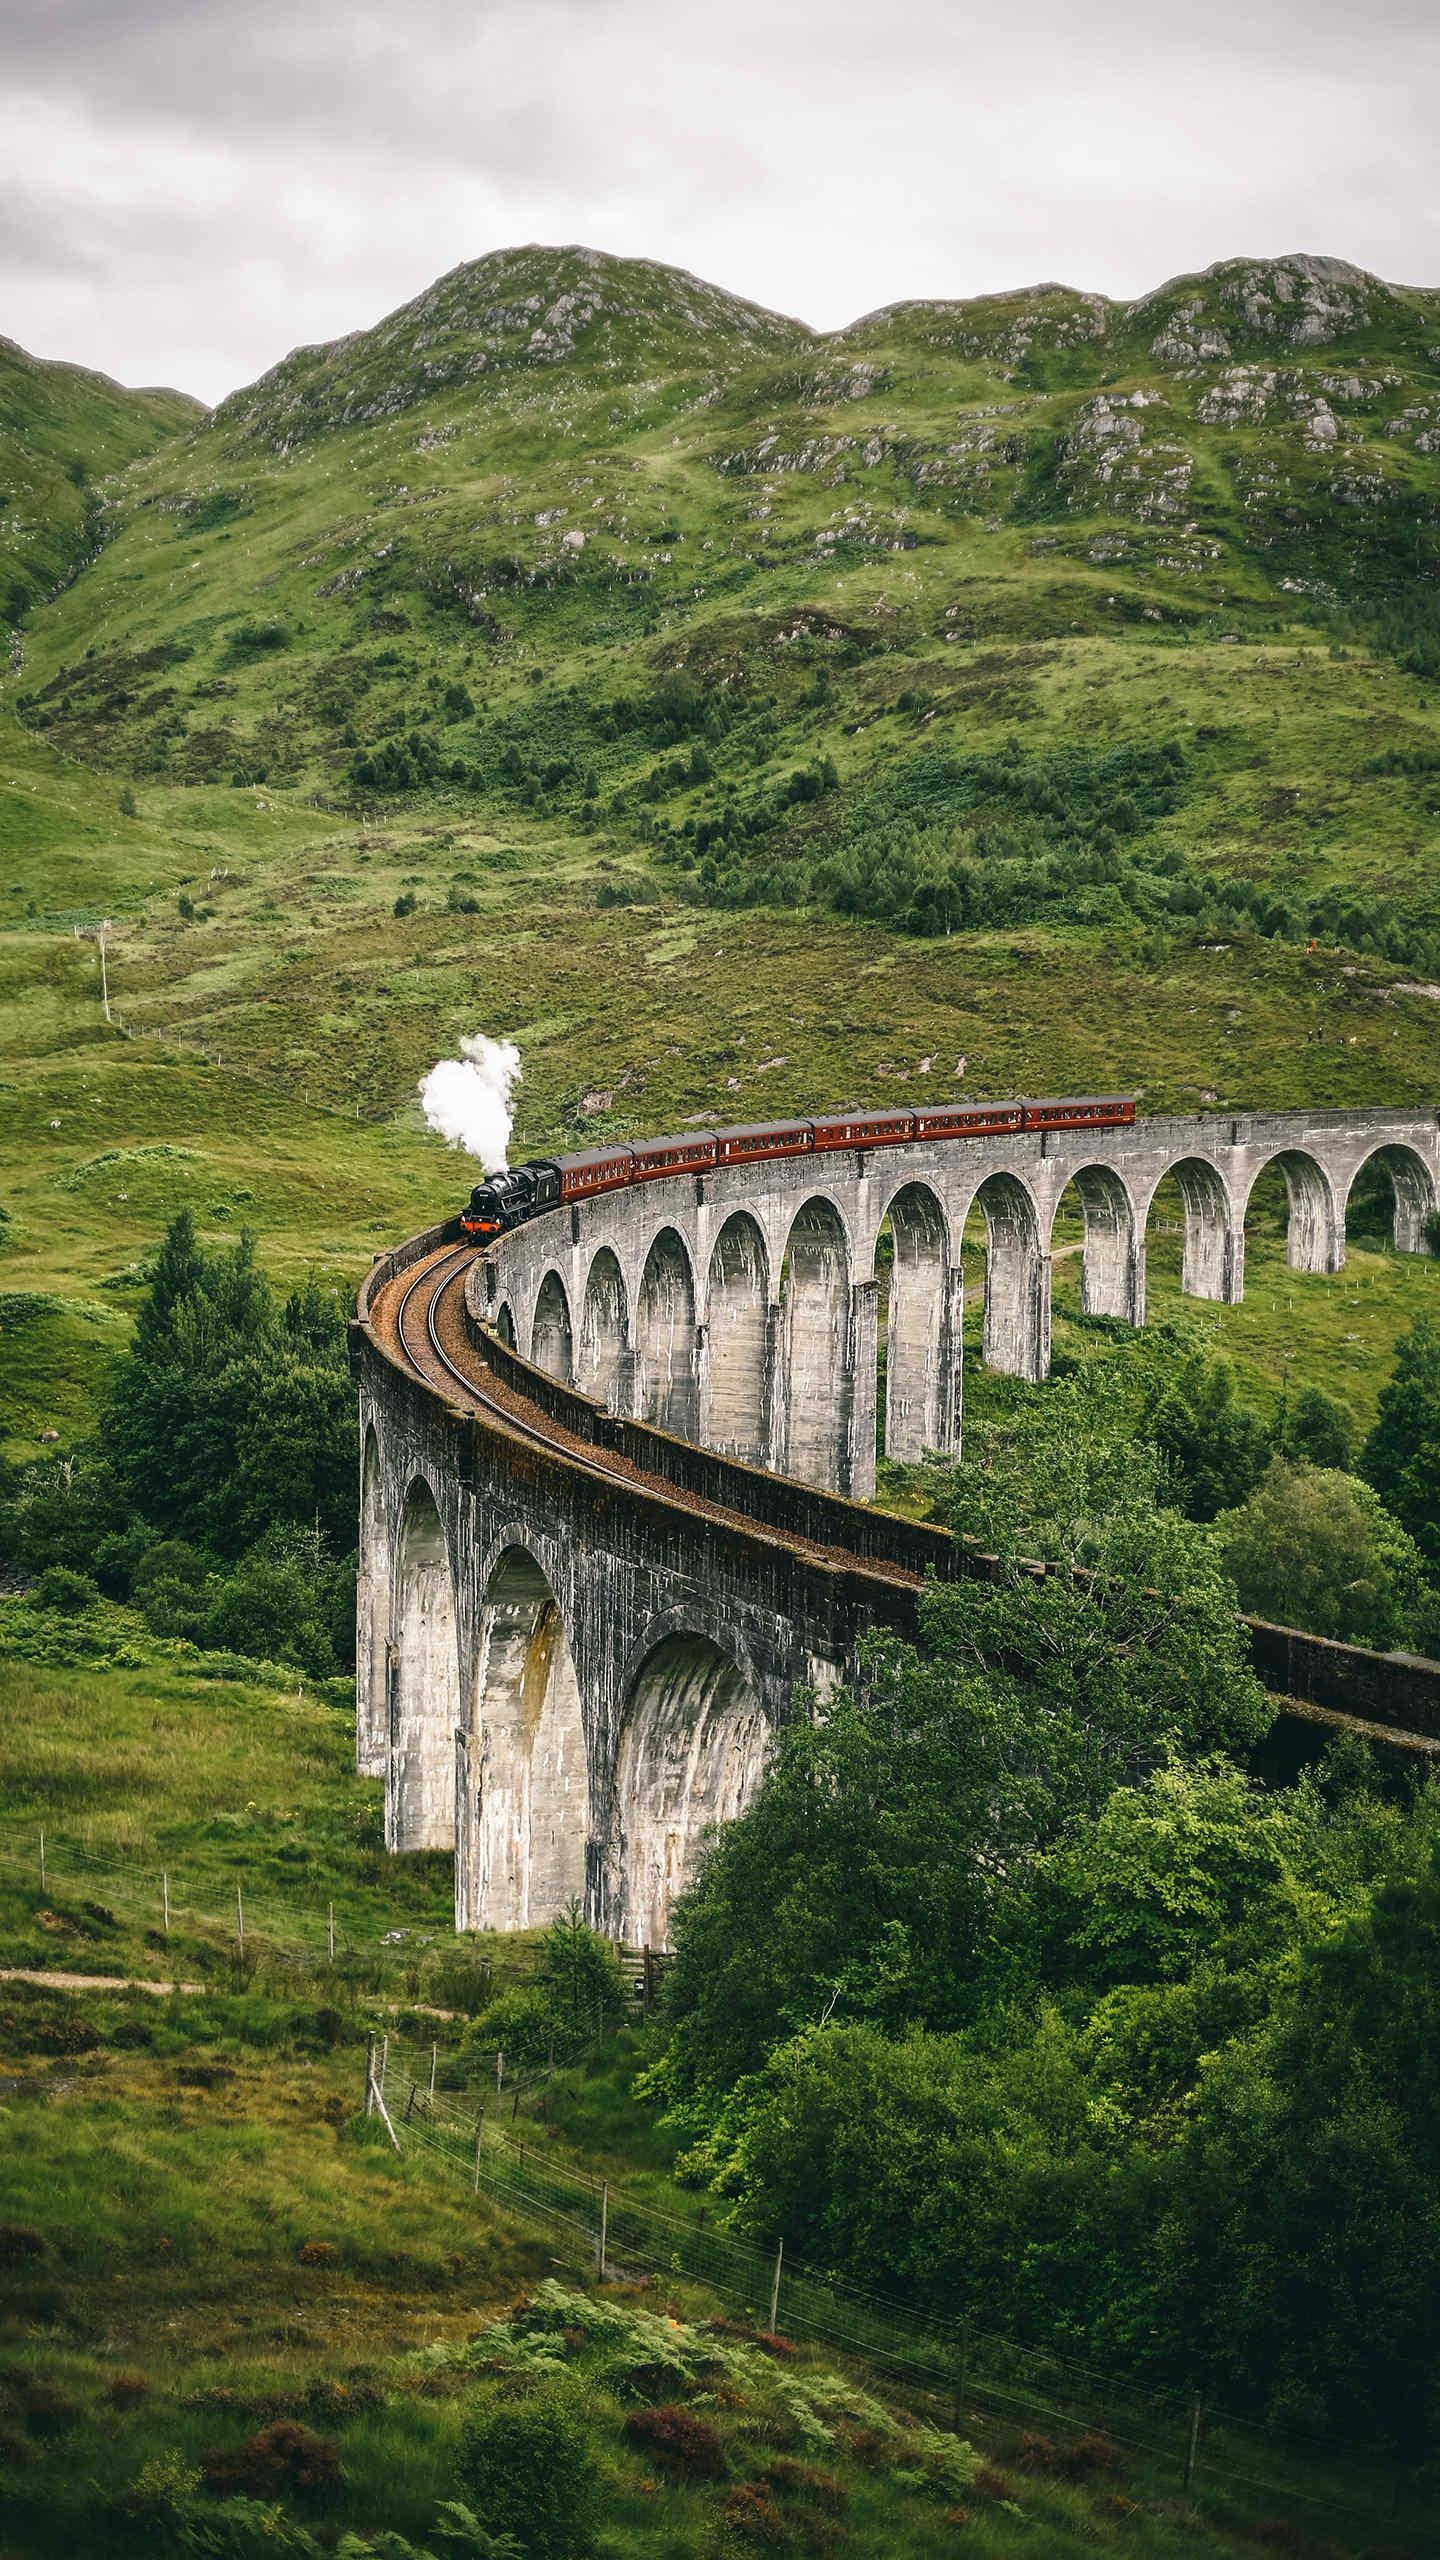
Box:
(3, 249, 1439, 1186)
(9, 247, 1440, 935)
(0, 1645, 1418, 2559)
(0, 335, 201, 634)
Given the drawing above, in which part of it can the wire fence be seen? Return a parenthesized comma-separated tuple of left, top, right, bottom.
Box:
(2, 1821, 1431, 2534)
(372, 2027, 1433, 2541)
(0, 1821, 530, 1993)
(102, 1006, 394, 1127)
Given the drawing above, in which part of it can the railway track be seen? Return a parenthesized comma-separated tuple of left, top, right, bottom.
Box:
(375, 1238, 924, 1592)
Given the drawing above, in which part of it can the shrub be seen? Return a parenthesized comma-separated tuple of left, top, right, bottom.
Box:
(114, 2449, 202, 2535)
(715, 2484, 794, 2547)
(455, 2397, 599, 2559)
(1055, 2433, 1121, 2480)
(758, 2458, 847, 2512)
(469, 1983, 562, 2071)
(224, 620, 290, 662)
(837, 2426, 891, 2470)
(1017, 2433, 1056, 2470)
(623, 2404, 728, 2481)
(202, 2418, 341, 2503)
(30, 1564, 99, 1614)
(973, 2464, 1015, 2500)
(0, 2224, 46, 2260)
(24, 2382, 81, 2436)
(109, 2371, 150, 2407)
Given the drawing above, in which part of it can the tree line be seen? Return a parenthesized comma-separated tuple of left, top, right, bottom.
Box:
(655, 1369, 1440, 2449)
(1, 1212, 356, 1677)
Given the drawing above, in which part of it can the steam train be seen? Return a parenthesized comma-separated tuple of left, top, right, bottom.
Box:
(459, 1094, 1135, 1241)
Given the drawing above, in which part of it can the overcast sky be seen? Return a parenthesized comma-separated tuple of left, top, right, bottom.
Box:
(3, 0, 1436, 406)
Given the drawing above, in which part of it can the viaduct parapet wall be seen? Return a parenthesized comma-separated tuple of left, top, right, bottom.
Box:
(478, 1108, 1440, 1500)
(356, 1107, 1440, 1949)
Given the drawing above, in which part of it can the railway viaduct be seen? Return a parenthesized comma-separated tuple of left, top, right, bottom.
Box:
(354, 1104, 1440, 1950)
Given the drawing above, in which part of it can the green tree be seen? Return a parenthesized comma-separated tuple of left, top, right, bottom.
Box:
(1216, 1455, 1430, 1649)
(1363, 1314, 1440, 1572)
(1278, 1382, 1356, 1472)
(1158, 1833, 1440, 2446)
(540, 1900, 624, 2031)
(664, 1382, 1268, 2100)
(103, 1215, 355, 1558)
(942, 1376, 1270, 1782)
(1033, 1756, 1304, 1989)
(661, 1647, 1049, 2098)
(1145, 1352, 1272, 1520)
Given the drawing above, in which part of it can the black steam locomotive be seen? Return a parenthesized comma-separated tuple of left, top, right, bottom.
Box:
(460, 1161, 562, 1238)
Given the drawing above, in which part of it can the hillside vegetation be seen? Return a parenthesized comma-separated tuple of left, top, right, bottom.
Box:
(0, 335, 200, 636)
(5, 245, 1440, 1146)
(11, 245, 1440, 963)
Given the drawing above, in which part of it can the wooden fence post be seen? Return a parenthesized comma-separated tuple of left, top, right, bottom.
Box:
(235, 1884, 244, 1946)
(429, 2042, 437, 2101)
(38, 1830, 45, 1893)
(364, 2035, 377, 2117)
(162, 1871, 170, 1938)
(769, 2237, 784, 2336)
(472, 2112, 483, 2194)
(1183, 2395, 1202, 2490)
(327, 1902, 335, 1964)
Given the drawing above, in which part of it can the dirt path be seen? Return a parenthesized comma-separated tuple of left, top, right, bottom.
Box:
(0, 1966, 203, 1996)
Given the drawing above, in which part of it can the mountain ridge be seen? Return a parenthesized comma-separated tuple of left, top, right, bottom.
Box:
(7, 233, 1440, 1008)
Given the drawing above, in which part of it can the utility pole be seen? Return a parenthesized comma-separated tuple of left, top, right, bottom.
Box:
(73, 919, 114, 1022)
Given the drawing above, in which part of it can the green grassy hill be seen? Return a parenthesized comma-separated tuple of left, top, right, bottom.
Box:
(0, 336, 202, 639)
(3, 243, 1440, 1456)
(11, 244, 1440, 963)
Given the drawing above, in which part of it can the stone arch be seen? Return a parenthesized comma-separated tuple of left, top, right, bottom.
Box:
(1243, 1150, 1343, 1275)
(1344, 1144, 1438, 1256)
(495, 1301, 517, 1348)
(531, 1270, 574, 1381)
(777, 1196, 852, 1486)
(356, 1425, 389, 1774)
(460, 1546, 589, 1932)
(576, 1247, 627, 1408)
(606, 1632, 768, 1950)
(635, 1227, 698, 1438)
(390, 1476, 460, 1853)
(875, 1181, 954, 1459)
(702, 1212, 771, 1462)
(1145, 1157, 1238, 1302)
(969, 1171, 1047, 1378)
(1049, 1164, 1142, 1321)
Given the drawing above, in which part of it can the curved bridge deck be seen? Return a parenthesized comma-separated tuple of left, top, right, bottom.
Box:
(355, 1108, 1440, 1948)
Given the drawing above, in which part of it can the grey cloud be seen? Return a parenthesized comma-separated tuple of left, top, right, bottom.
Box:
(1, 0, 1437, 400)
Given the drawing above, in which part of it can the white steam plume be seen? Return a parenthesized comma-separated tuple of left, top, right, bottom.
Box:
(418, 1033, 522, 1172)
